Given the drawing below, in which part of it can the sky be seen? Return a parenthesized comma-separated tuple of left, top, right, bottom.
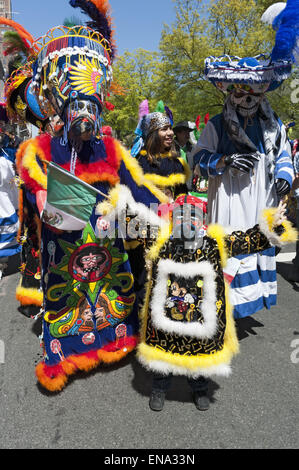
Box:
(11, 0, 178, 56)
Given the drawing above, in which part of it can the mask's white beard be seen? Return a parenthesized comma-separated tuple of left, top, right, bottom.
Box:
(230, 93, 263, 118)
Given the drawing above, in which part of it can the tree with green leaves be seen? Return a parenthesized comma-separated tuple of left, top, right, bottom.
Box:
(103, 49, 161, 143)
(105, 0, 297, 139)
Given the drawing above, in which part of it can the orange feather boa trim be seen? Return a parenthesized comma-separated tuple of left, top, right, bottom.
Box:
(16, 134, 122, 192)
(35, 335, 138, 392)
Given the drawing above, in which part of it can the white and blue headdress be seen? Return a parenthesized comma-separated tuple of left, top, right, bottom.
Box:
(204, 54, 292, 94)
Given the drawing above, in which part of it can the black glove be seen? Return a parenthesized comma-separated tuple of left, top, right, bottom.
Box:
(224, 152, 261, 174)
(275, 179, 290, 197)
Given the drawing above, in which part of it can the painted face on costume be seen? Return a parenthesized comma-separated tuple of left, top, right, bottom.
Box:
(158, 125, 174, 151)
(230, 90, 263, 118)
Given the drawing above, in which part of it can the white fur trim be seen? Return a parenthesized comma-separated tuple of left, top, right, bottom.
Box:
(137, 355, 232, 379)
(258, 213, 283, 247)
(151, 259, 218, 339)
(261, 3, 286, 25)
(96, 184, 169, 231)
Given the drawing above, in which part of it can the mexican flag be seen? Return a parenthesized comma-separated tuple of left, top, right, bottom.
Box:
(41, 162, 104, 231)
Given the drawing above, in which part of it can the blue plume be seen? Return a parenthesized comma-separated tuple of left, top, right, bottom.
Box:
(69, 0, 115, 59)
(131, 122, 144, 158)
(164, 106, 174, 126)
(271, 0, 299, 63)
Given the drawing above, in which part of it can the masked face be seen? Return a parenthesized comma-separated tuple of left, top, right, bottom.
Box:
(230, 90, 263, 118)
(172, 204, 204, 244)
(66, 100, 99, 140)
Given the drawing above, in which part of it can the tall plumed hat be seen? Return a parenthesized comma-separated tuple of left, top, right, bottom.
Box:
(131, 100, 173, 157)
(31, 0, 116, 121)
(0, 17, 50, 130)
(205, 0, 299, 94)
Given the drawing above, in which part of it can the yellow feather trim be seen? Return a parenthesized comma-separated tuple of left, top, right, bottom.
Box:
(262, 208, 298, 244)
(144, 171, 186, 188)
(207, 224, 228, 268)
(280, 220, 298, 244)
(96, 184, 120, 215)
(114, 141, 168, 204)
(22, 139, 47, 189)
(137, 282, 239, 372)
(178, 157, 192, 181)
(16, 281, 43, 307)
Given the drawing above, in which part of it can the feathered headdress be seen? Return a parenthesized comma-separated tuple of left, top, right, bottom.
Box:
(131, 100, 172, 157)
(70, 0, 116, 60)
(155, 100, 174, 126)
(0, 17, 39, 59)
(0, 18, 50, 130)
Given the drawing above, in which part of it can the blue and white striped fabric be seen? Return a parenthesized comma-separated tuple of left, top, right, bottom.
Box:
(275, 149, 294, 185)
(229, 248, 277, 319)
(191, 112, 293, 319)
(0, 153, 20, 260)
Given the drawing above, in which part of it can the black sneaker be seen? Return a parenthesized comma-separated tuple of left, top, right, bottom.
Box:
(149, 391, 165, 411)
(193, 391, 210, 411)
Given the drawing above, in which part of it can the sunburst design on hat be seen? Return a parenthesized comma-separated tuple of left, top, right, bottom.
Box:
(69, 57, 107, 96)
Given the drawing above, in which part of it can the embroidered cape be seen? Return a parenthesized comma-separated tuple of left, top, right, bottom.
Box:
(16, 133, 168, 392)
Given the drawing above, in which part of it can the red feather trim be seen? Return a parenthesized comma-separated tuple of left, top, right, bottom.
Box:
(17, 134, 123, 192)
(35, 335, 138, 392)
(195, 115, 201, 130)
(204, 113, 210, 125)
(36, 133, 52, 161)
(55, 136, 121, 185)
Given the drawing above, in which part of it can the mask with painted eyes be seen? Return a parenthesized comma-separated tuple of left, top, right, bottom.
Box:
(230, 91, 263, 118)
(66, 100, 100, 138)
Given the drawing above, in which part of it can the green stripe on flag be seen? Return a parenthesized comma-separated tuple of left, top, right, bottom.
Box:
(47, 163, 98, 223)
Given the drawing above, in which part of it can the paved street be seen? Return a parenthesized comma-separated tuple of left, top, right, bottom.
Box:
(0, 246, 298, 450)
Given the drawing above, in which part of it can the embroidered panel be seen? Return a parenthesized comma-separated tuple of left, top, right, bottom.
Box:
(144, 238, 227, 356)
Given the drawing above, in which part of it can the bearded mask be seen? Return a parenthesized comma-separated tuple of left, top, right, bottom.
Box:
(65, 99, 100, 140)
(230, 91, 263, 118)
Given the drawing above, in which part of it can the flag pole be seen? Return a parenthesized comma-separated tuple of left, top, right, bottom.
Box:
(40, 158, 109, 200)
